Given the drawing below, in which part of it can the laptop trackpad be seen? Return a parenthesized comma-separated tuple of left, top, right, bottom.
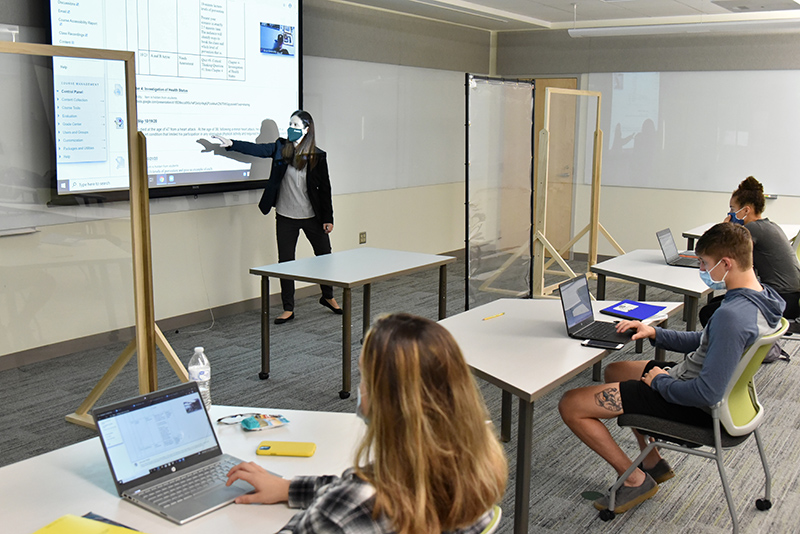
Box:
(169, 480, 254, 523)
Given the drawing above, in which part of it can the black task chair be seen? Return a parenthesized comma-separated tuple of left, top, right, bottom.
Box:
(599, 318, 789, 533)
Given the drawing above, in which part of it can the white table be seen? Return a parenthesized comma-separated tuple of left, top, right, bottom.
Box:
(250, 248, 456, 398)
(2, 406, 364, 534)
(439, 298, 681, 534)
(682, 222, 800, 249)
(590, 249, 713, 331)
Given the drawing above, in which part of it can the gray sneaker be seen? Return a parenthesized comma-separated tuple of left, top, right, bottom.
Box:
(640, 459, 675, 484)
(594, 473, 659, 513)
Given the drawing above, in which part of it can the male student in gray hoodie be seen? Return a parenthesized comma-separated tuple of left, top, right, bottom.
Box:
(559, 222, 785, 514)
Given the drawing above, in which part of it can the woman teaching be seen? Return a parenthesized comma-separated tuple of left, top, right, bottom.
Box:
(224, 313, 508, 534)
(213, 111, 341, 324)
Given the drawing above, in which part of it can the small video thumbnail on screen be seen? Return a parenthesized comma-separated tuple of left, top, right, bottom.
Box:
(260, 23, 295, 56)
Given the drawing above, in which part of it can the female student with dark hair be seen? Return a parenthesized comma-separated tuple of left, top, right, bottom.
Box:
(225, 313, 508, 534)
(213, 111, 342, 324)
(700, 176, 800, 325)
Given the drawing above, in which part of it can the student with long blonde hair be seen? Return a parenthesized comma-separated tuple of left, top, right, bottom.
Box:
(226, 313, 507, 533)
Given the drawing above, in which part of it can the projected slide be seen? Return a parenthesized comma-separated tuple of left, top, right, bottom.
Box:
(51, 0, 301, 195)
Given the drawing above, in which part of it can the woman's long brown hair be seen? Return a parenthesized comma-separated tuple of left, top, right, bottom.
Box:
(354, 314, 507, 534)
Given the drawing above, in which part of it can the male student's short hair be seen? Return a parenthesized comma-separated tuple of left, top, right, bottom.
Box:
(695, 222, 753, 270)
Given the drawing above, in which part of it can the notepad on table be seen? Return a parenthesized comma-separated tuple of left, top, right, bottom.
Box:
(599, 300, 666, 321)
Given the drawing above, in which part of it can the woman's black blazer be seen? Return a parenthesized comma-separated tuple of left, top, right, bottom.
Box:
(227, 139, 333, 224)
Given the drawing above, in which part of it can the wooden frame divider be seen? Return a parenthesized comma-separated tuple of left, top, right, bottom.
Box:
(533, 87, 625, 297)
(0, 42, 186, 429)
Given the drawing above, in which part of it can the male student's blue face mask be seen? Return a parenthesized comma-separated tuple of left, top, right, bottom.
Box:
(727, 207, 746, 225)
(699, 258, 728, 290)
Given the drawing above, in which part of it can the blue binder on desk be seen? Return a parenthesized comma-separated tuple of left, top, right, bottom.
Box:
(600, 300, 666, 321)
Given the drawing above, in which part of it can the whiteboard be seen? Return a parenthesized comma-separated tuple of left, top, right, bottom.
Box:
(0, 54, 465, 231)
(584, 70, 800, 197)
(303, 56, 464, 195)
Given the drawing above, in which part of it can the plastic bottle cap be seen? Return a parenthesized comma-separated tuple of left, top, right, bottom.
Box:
(194, 347, 204, 352)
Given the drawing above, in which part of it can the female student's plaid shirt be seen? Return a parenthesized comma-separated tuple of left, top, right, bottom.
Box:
(278, 468, 496, 533)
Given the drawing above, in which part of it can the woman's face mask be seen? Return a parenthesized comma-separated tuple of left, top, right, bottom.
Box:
(727, 206, 747, 225)
(287, 127, 303, 142)
(288, 116, 308, 143)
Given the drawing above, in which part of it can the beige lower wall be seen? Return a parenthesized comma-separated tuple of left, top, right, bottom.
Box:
(571, 185, 800, 256)
(0, 182, 464, 360)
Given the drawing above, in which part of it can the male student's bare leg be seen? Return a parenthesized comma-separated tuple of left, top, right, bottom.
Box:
(604, 360, 666, 470)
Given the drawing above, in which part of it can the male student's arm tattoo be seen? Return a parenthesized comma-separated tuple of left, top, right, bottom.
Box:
(595, 387, 623, 412)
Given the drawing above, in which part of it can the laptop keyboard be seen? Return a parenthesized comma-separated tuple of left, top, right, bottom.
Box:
(673, 256, 699, 267)
(137, 457, 240, 508)
(577, 321, 632, 342)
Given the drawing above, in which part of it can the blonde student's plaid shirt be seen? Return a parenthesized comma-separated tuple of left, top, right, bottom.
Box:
(279, 468, 497, 534)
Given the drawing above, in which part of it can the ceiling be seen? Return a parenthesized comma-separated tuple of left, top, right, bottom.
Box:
(326, 0, 800, 32)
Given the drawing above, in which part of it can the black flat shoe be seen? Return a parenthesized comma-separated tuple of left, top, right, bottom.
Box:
(319, 297, 343, 315)
(274, 313, 295, 325)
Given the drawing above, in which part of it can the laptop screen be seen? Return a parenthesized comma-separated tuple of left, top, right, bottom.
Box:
(94, 383, 220, 487)
(559, 275, 594, 331)
(656, 229, 680, 262)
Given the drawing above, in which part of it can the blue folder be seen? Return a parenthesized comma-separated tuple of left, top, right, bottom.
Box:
(599, 300, 666, 321)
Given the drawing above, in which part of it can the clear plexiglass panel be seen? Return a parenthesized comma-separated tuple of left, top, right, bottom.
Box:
(0, 49, 135, 362)
(466, 77, 533, 309)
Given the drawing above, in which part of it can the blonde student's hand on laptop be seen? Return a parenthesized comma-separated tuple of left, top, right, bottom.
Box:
(226, 462, 290, 504)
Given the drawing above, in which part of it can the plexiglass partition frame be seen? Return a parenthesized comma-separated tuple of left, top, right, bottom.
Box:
(465, 75, 534, 310)
(0, 42, 177, 427)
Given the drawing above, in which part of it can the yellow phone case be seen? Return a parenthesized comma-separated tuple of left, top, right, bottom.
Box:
(256, 440, 316, 457)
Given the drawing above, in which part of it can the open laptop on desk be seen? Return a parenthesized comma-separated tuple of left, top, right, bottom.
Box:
(558, 274, 634, 344)
(656, 228, 700, 268)
(92, 382, 254, 524)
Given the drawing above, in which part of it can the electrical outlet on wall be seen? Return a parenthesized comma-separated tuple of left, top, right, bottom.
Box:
(359, 232, 367, 244)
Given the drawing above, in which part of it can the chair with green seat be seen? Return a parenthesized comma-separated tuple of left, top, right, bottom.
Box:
(480, 505, 502, 534)
(598, 317, 789, 533)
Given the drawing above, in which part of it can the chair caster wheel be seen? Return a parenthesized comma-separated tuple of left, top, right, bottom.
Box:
(258, 372, 270, 380)
(756, 498, 772, 511)
(598, 509, 616, 521)
(339, 390, 351, 399)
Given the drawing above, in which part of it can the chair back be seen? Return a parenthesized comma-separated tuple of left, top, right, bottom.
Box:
(479, 505, 502, 534)
(793, 229, 800, 260)
(718, 318, 789, 436)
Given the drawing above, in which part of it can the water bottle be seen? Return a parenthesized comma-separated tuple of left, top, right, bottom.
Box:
(188, 346, 211, 411)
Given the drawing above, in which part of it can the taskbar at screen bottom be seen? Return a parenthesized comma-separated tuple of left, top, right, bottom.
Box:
(55, 169, 266, 196)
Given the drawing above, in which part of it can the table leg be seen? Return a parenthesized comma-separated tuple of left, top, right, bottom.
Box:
(596, 273, 606, 300)
(514, 399, 534, 534)
(592, 274, 607, 381)
(340, 288, 352, 399)
(687, 236, 695, 250)
(362, 283, 371, 342)
(635, 284, 647, 354)
(686, 296, 699, 332)
(438, 265, 448, 320)
(259, 277, 270, 380)
(500, 390, 512, 443)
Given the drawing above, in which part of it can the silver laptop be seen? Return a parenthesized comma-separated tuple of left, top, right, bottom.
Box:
(92, 382, 254, 524)
(558, 274, 634, 344)
(656, 228, 699, 268)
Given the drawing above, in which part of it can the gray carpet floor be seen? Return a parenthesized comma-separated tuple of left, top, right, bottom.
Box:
(2, 256, 800, 533)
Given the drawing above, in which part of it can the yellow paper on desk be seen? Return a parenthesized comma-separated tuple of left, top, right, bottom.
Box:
(33, 514, 140, 534)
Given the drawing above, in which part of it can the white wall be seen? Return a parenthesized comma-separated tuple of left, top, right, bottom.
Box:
(571, 185, 800, 256)
(0, 181, 463, 359)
